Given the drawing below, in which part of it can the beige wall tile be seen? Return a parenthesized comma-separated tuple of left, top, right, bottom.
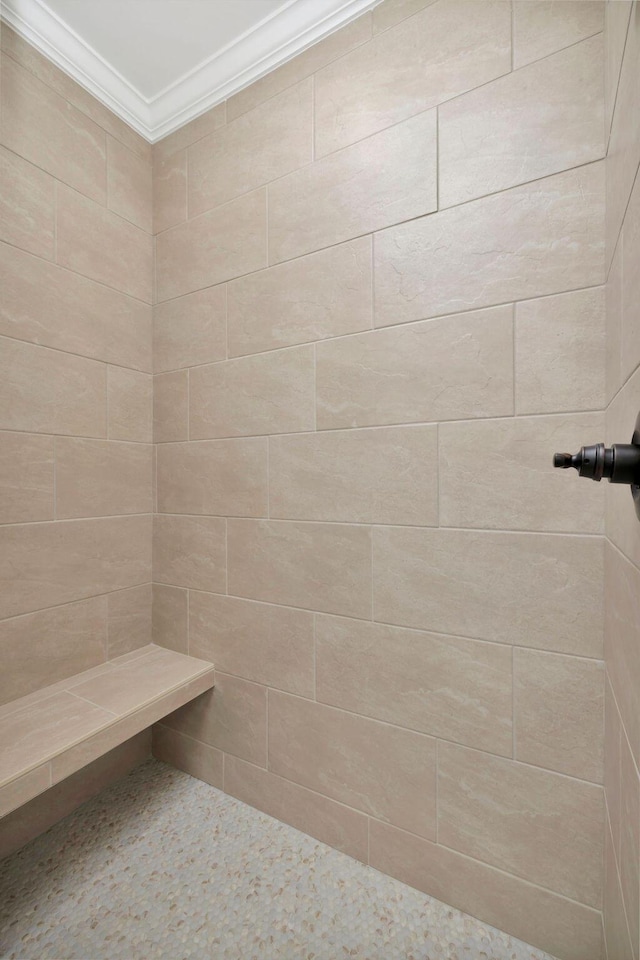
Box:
(0, 432, 54, 524)
(438, 742, 604, 907)
(0, 244, 152, 372)
(153, 370, 188, 443)
(619, 730, 640, 953)
(439, 36, 604, 208)
(156, 189, 267, 302)
(0, 764, 52, 822)
(0, 337, 106, 437)
(621, 171, 640, 382)
(151, 583, 188, 654)
(316, 615, 512, 756)
(189, 80, 312, 217)
(153, 515, 226, 593)
(107, 367, 152, 442)
(189, 593, 314, 697)
(152, 102, 226, 161)
(516, 287, 606, 415)
(153, 147, 187, 234)
(152, 724, 223, 788)
(55, 438, 153, 519)
(374, 527, 603, 658)
(369, 820, 604, 960)
(227, 237, 372, 357)
(375, 163, 605, 327)
(606, 234, 624, 402)
(268, 691, 436, 838)
(189, 345, 314, 439)
(0, 515, 152, 620)
(604, 814, 635, 960)
(605, 366, 640, 568)
(107, 584, 152, 658)
(163, 675, 267, 766)
(0, 597, 107, 706)
(270, 425, 438, 526)
(605, 677, 622, 858)
(513, 1, 605, 69)
(605, 1, 632, 135)
(0, 145, 55, 259)
(107, 136, 152, 233)
(224, 756, 369, 863)
(316, 306, 513, 429)
(153, 286, 226, 373)
(227, 519, 372, 619)
(156, 439, 268, 518)
(372, 0, 439, 35)
(1, 55, 106, 203)
(226, 16, 372, 121)
(439, 413, 606, 534)
(56, 184, 153, 304)
(605, 542, 640, 771)
(268, 110, 437, 264)
(514, 648, 604, 783)
(315, 0, 510, 156)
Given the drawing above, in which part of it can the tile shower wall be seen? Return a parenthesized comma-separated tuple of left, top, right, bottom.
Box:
(0, 24, 154, 706)
(152, 3, 607, 957)
(603, 2, 640, 957)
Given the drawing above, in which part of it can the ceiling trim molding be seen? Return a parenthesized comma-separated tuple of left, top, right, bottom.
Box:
(1, 0, 381, 143)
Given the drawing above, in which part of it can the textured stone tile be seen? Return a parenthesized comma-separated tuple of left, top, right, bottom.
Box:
(316, 614, 512, 756)
(152, 725, 223, 788)
(315, 0, 510, 156)
(438, 742, 604, 907)
(373, 527, 603, 657)
(107, 136, 152, 233)
(153, 514, 226, 593)
(268, 691, 436, 839)
(107, 367, 152, 442)
(189, 593, 314, 698)
(374, 163, 605, 327)
(0, 431, 54, 524)
(55, 438, 153, 519)
(227, 237, 372, 357)
(107, 584, 152, 659)
(153, 286, 226, 373)
(621, 170, 640, 382)
(513, 0, 604, 68)
(153, 370, 188, 443)
(0, 145, 55, 259)
(268, 110, 436, 264)
(152, 584, 188, 654)
(153, 146, 187, 234)
(316, 306, 513, 429)
(270, 425, 438, 526)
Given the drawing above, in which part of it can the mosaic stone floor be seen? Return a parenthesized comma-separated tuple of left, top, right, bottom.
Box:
(0, 759, 555, 960)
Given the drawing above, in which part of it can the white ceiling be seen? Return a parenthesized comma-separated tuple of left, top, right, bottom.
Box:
(2, 0, 380, 141)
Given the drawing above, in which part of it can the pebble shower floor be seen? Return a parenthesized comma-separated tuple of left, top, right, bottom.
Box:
(0, 759, 554, 960)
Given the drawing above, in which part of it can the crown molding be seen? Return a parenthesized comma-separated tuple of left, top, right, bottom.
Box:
(1, 0, 381, 143)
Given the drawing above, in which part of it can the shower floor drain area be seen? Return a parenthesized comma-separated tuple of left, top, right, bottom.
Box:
(0, 759, 553, 960)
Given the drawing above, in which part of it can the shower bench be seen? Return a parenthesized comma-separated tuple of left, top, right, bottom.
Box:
(0, 644, 215, 818)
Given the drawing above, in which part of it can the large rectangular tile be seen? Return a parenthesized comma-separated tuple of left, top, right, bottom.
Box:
(106, 584, 152, 659)
(0, 515, 152, 620)
(1, 55, 106, 203)
(156, 439, 268, 517)
(268, 110, 437, 264)
(163, 675, 267, 767)
(0, 597, 107, 706)
(373, 527, 603, 657)
(605, 542, 640, 771)
(619, 729, 640, 955)
(621, 169, 640, 383)
(604, 813, 635, 960)
(605, 1, 632, 135)
(152, 102, 226, 161)
(515, 287, 605, 415)
(438, 742, 604, 908)
(189, 80, 312, 217)
(374, 163, 605, 327)
(372, 0, 439, 35)
(315, 615, 512, 756)
(156, 189, 267, 301)
(0, 337, 106, 437)
(439, 36, 604, 208)
(605, 676, 622, 858)
(55, 438, 153, 519)
(0, 764, 51, 820)
(153, 514, 226, 593)
(270, 425, 438, 526)
(227, 519, 372, 619)
(316, 306, 513, 429)
(514, 648, 604, 783)
(0, 431, 54, 524)
(153, 371, 188, 443)
(153, 286, 226, 373)
(227, 237, 372, 357)
(369, 820, 604, 960)
(224, 756, 369, 863)
(439, 413, 606, 533)
(107, 367, 153, 442)
(268, 691, 436, 839)
(0, 145, 55, 259)
(605, 366, 640, 568)
(107, 136, 152, 233)
(189, 593, 314, 698)
(189, 346, 314, 439)
(315, 0, 510, 156)
(0, 243, 152, 372)
(513, 0, 604, 69)
(151, 583, 188, 654)
(152, 725, 223, 789)
(153, 146, 187, 234)
(56, 184, 153, 303)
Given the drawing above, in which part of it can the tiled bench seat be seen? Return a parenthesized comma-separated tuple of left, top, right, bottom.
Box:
(0, 644, 215, 818)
